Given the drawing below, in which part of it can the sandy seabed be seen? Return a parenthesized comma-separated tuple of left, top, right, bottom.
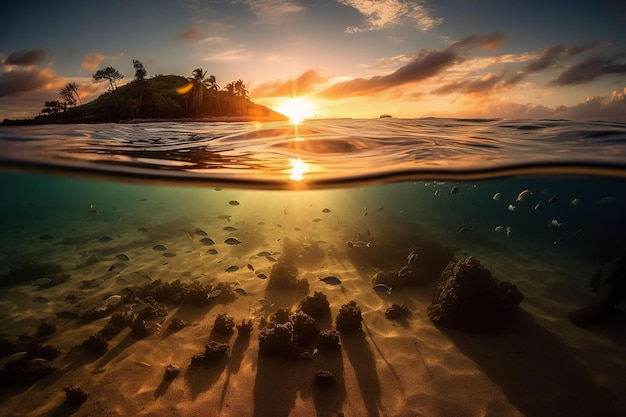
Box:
(1, 190, 625, 417)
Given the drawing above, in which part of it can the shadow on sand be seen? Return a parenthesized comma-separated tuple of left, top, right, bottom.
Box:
(341, 331, 383, 417)
(440, 310, 622, 417)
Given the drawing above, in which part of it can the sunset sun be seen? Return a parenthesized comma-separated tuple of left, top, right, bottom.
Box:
(275, 98, 314, 124)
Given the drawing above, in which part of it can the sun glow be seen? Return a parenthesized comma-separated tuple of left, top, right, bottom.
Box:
(275, 98, 314, 124)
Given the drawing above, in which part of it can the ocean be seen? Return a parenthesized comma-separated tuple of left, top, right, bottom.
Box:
(0, 118, 625, 417)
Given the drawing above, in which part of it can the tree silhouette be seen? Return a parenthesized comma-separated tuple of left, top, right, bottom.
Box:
(234, 79, 249, 116)
(133, 60, 147, 81)
(224, 82, 235, 115)
(132, 60, 147, 117)
(206, 75, 221, 115)
(59, 82, 82, 108)
(188, 68, 208, 115)
(93, 66, 124, 91)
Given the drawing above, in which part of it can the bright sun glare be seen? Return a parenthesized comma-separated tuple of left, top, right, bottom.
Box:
(276, 98, 314, 124)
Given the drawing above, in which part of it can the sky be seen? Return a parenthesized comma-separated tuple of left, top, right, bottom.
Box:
(1, 0, 626, 121)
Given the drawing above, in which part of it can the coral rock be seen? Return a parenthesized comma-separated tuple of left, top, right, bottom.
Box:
(335, 301, 363, 333)
(314, 370, 335, 388)
(63, 385, 89, 405)
(298, 291, 331, 319)
(427, 257, 523, 331)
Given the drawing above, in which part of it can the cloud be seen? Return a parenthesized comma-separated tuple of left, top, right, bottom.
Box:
(549, 53, 626, 86)
(3, 49, 47, 66)
(0, 66, 61, 98)
(81, 53, 105, 72)
(340, 0, 441, 32)
(320, 34, 501, 98)
(444, 88, 626, 122)
(176, 26, 204, 41)
(241, 0, 305, 24)
(203, 49, 252, 62)
(252, 69, 326, 97)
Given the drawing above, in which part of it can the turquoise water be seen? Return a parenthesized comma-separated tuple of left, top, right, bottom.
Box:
(1, 118, 626, 416)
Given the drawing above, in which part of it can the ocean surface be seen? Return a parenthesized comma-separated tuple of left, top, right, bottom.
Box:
(1, 118, 626, 417)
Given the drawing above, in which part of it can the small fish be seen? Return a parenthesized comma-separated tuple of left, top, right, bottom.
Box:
(32, 277, 52, 286)
(458, 226, 472, 234)
(223, 226, 238, 231)
(91, 368, 107, 374)
(434, 189, 441, 196)
(162, 252, 176, 258)
(116, 254, 130, 262)
(345, 241, 354, 249)
(450, 186, 460, 195)
(208, 289, 222, 299)
(377, 207, 383, 212)
(195, 228, 208, 236)
(207, 248, 218, 254)
(573, 229, 583, 237)
(407, 252, 418, 265)
(39, 234, 54, 240)
(353, 241, 370, 248)
(153, 244, 168, 251)
(548, 196, 557, 205)
(398, 266, 410, 277)
(90, 279, 104, 288)
(505, 226, 511, 237)
(217, 214, 232, 220)
(234, 287, 248, 296)
(551, 219, 562, 228)
(225, 265, 239, 273)
(570, 198, 580, 206)
(507, 204, 516, 212)
(495, 225, 505, 233)
(134, 361, 151, 368)
(257, 251, 272, 257)
(6, 352, 27, 362)
(516, 189, 532, 201)
(130, 302, 151, 313)
(266, 255, 277, 262)
(224, 236, 242, 245)
(87, 209, 100, 218)
(322, 208, 331, 213)
(229, 200, 240, 206)
(138, 227, 149, 233)
(373, 284, 392, 294)
(200, 237, 216, 245)
(247, 264, 255, 272)
(492, 192, 503, 200)
(108, 262, 127, 272)
(257, 298, 274, 308)
(534, 203, 543, 211)
(257, 272, 269, 280)
(319, 275, 342, 285)
(186, 231, 195, 241)
(104, 295, 122, 305)
(98, 236, 113, 242)
(312, 218, 322, 223)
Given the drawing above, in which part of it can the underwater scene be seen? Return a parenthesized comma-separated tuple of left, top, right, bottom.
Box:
(1, 119, 626, 417)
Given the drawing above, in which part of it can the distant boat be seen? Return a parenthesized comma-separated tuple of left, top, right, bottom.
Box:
(379, 114, 392, 118)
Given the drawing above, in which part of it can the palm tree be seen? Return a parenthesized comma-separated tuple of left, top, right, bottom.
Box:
(206, 75, 221, 116)
(224, 82, 235, 116)
(233, 79, 249, 116)
(189, 68, 208, 115)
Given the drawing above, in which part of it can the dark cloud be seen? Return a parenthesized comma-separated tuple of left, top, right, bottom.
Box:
(526, 45, 565, 72)
(321, 49, 459, 98)
(432, 72, 504, 96)
(448, 33, 505, 51)
(549, 54, 626, 85)
(3, 49, 47, 66)
(0, 67, 59, 98)
(318, 33, 503, 99)
(252, 69, 325, 97)
(176, 26, 203, 40)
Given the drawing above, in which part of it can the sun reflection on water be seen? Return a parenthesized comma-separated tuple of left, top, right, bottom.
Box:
(288, 158, 308, 181)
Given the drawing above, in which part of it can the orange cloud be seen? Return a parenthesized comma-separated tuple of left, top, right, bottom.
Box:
(0, 66, 62, 97)
(252, 69, 326, 98)
(81, 52, 105, 71)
